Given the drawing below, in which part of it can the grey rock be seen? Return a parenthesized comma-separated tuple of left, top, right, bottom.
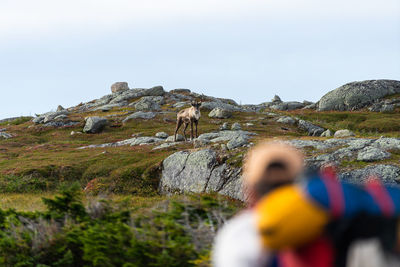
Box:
(272, 95, 282, 103)
(380, 104, 394, 112)
(109, 89, 144, 104)
(0, 132, 12, 139)
(201, 101, 243, 112)
(357, 147, 391, 162)
(83, 117, 108, 133)
(122, 112, 156, 122)
(372, 138, 400, 150)
(0, 128, 6, 132)
(334, 129, 355, 138)
(287, 139, 333, 150)
(160, 149, 218, 193)
(57, 105, 65, 111)
(54, 115, 68, 120)
(160, 149, 245, 200)
(144, 86, 165, 96)
(173, 102, 188, 108)
(155, 132, 169, 139)
(231, 122, 241, 131)
(134, 96, 161, 111)
(303, 103, 318, 109)
(347, 139, 375, 150)
(277, 116, 296, 125)
(32, 116, 44, 124)
(270, 101, 305, 111)
(227, 134, 249, 150)
(166, 134, 184, 142)
(208, 108, 232, 119)
(298, 120, 325, 136)
(219, 122, 229, 131)
(44, 121, 80, 128)
(318, 80, 400, 111)
(320, 129, 333, 137)
(152, 142, 178, 150)
(111, 82, 129, 93)
(92, 103, 127, 111)
(130, 137, 163, 146)
(170, 89, 191, 94)
(340, 165, 400, 184)
(193, 138, 211, 148)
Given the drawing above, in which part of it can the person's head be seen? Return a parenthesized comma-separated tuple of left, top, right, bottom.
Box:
(243, 141, 304, 204)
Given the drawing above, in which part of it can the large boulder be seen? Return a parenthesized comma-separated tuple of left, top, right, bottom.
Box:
(160, 149, 245, 200)
(318, 80, 400, 111)
(144, 86, 165, 96)
(208, 108, 232, 119)
(111, 82, 129, 93)
(298, 120, 325, 136)
(334, 129, 355, 138)
(83, 117, 108, 133)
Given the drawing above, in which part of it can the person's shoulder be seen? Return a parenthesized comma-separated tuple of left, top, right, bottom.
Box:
(213, 209, 270, 267)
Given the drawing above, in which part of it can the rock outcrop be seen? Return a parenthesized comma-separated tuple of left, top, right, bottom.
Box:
(208, 108, 232, 119)
(111, 82, 129, 93)
(160, 149, 245, 200)
(83, 117, 107, 133)
(318, 80, 400, 111)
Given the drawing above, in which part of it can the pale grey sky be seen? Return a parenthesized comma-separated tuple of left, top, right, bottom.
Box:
(1, 0, 399, 119)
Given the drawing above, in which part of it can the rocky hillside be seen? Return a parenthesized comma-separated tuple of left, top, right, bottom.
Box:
(1, 79, 400, 201)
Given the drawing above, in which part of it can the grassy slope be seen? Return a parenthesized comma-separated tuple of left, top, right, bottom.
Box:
(2, 105, 400, 210)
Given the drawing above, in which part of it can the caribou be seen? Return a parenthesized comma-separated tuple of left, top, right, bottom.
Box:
(174, 101, 201, 142)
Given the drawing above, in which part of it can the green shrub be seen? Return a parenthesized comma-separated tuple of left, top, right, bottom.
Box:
(0, 186, 241, 266)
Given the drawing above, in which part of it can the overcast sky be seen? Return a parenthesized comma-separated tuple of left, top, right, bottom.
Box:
(1, 0, 399, 119)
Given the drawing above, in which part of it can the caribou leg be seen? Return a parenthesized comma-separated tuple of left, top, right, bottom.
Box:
(174, 118, 183, 142)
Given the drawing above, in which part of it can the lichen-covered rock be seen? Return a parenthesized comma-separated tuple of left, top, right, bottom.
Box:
(130, 137, 163, 146)
(155, 132, 169, 139)
(201, 101, 242, 112)
(270, 101, 305, 111)
(318, 80, 400, 111)
(357, 147, 391, 162)
(166, 134, 184, 142)
(231, 122, 241, 131)
(276, 116, 296, 125)
(111, 82, 129, 93)
(170, 89, 191, 94)
(271, 95, 282, 103)
(160, 149, 245, 200)
(208, 108, 232, 119)
(340, 165, 400, 184)
(83, 117, 107, 133)
(134, 97, 161, 111)
(122, 112, 156, 122)
(227, 134, 248, 150)
(334, 129, 355, 138)
(144, 86, 165, 96)
(372, 137, 400, 150)
(219, 122, 229, 131)
(0, 132, 12, 139)
(298, 120, 325, 136)
(320, 129, 333, 137)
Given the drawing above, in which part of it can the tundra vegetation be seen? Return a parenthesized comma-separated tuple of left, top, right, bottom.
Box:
(1, 80, 400, 266)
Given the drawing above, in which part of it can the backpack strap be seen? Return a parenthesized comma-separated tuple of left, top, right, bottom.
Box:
(365, 177, 395, 217)
(320, 166, 345, 218)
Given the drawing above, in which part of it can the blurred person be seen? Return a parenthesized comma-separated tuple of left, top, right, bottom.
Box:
(255, 166, 400, 266)
(212, 142, 305, 267)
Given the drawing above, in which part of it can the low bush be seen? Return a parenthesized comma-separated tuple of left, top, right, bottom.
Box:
(0, 185, 241, 266)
